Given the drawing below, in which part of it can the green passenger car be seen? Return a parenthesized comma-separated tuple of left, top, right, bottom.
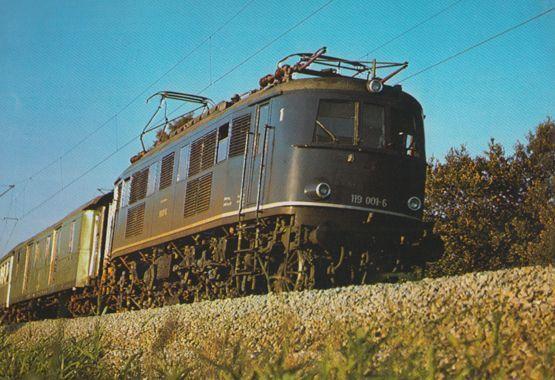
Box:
(0, 194, 110, 319)
(0, 255, 14, 308)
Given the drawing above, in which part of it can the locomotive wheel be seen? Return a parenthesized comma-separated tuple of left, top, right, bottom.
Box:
(271, 249, 313, 292)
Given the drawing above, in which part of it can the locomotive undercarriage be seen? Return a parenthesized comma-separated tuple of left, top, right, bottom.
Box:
(2, 214, 436, 323)
(89, 213, 430, 316)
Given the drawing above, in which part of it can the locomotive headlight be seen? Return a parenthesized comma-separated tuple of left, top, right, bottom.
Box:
(367, 78, 383, 93)
(316, 182, 331, 198)
(407, 196, 422, 211)
(305, 182, 332, 199)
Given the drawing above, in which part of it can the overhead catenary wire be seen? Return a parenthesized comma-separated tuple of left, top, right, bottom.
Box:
(361, 0, 465, 59)
(1, 0, 258, 253)
(9, 0, 335, 235)
(396, 7, 554, 83)
(12, 0, 258, 187)
(2, 220, 19, 252)
(163, 0, 336, 119)
(0, 185, 15, 199)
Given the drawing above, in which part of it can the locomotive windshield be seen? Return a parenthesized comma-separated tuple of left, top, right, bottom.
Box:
(360, 103, 385, 149)
(314, 100, 355, 145)
(314, 100, 385, 149)
(314, 99, 422, 157)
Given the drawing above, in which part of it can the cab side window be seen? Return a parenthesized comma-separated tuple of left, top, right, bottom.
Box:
(390, 109, 421, 157)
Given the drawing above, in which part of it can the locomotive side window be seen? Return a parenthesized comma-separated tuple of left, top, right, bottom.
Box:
(360, 104, 385, 149)
(147, 161, 160, 196)
(314, 100, 355, 145)
(177, 145, 191, 182)
(391, 109, 421, 157)
(216, 123, 230, 163)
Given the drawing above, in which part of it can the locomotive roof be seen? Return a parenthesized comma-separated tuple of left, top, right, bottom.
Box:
(122, 76, 421, 177)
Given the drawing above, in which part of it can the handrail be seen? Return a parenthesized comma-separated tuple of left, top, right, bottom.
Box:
(237, 131, 252, 222)
(255, 124, 272, 222)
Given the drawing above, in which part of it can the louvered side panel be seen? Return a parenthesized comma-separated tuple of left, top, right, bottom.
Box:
(125, 203, 145, 238)
(183, 179, 199, 218)
(196, 173, 213, 213)
(188, 138, 203, 177)
(159, 152, 175, 190)
(129, 168, 149, 204)
(229, 114, 251, 157)
(201, 131, 217, 171)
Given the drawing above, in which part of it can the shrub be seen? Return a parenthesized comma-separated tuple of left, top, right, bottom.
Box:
(425, 119, 554, 276)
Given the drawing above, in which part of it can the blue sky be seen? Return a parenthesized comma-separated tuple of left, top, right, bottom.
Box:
(0, 0, 553, 255)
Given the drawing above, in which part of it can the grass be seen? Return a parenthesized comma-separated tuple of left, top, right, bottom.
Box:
(1, 312, 553, 379)
(0, 322, 108, 380)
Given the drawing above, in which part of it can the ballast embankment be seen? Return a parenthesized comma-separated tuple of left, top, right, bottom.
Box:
(4, 266, 554, 378)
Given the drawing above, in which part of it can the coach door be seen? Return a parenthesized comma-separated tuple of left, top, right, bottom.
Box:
(246, 102, 271, 208)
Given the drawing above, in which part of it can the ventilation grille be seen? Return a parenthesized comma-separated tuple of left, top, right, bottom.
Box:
(183, 172, 213, 218)
(188, 138, 203, 177)
(197, 173, 213, 213)
(229, 114, 251, 157)
(188, 130, 217, 178)
(126, 203, 145, 238)
(183, 181, 197, 217)
(159, 152, 175, 190)
(129, 167, 149, 204)
(201, 131, 217, 170)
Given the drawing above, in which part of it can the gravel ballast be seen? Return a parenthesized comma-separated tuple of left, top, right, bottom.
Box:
(4, 266, 554, 378)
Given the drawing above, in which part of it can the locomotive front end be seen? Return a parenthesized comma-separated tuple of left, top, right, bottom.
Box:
(271, 76, 428, 271)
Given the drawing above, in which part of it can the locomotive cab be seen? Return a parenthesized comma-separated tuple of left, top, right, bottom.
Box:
(273, 78, 427, 253)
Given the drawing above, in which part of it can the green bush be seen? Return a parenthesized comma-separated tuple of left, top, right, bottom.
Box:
(425, 119, 554, 276)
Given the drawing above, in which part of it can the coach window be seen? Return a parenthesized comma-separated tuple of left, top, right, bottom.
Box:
(177, 145, 191, 182)
(360, 104, 385, 149)
(68, 221, 76, 253)
(0, 263, 5, 285)
(217, 123, 230, 163)
(314, 100, 356, 145)
(34, 242, 40, 265)
(45, 236, 52, 260)
(147, 161, 160, 196)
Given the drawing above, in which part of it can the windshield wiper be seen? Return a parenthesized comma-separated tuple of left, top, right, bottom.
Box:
(316, 120, 338, 143)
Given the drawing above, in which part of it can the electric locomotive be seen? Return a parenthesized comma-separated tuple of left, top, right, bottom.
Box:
(100, 48, 430, 310)
(1, 48, 436, 322)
